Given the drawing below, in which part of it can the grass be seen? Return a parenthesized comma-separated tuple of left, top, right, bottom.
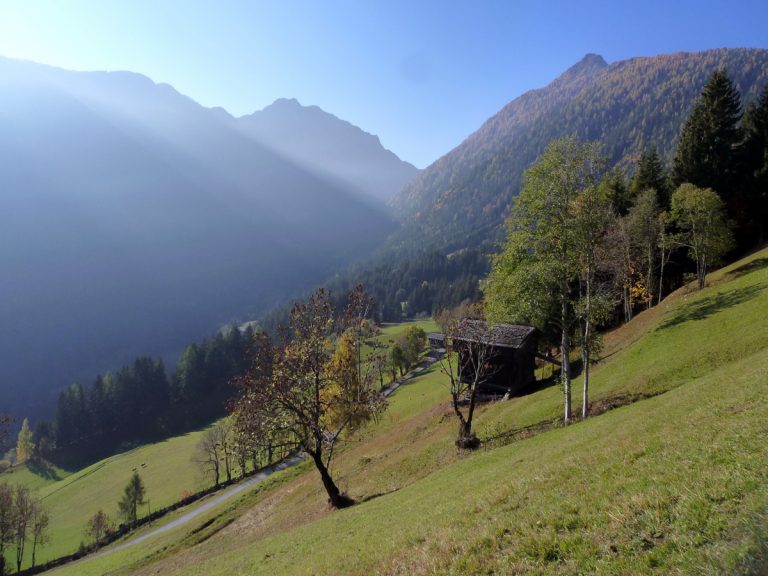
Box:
(378, 319, 440, 339)
(0, 425, 222, 568)
(39, 249, 768, 573)
(117, 347, 768, 576)
(49, 461, 310, 576)
(361, 318, 440, 360)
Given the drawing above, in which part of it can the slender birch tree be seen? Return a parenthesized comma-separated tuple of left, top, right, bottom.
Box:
(29, 500, 49, 569)
(485, 137, 605, 424)
(13, 485, 33, 574)
(627, 188, 661, 309)
(572, 183, 614, 418)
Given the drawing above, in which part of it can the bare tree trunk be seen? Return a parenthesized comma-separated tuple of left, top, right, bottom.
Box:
(582, 276, 591, 419)
(623, 283, 633, 323)
(647, 243, 654, 310)
(16, 539, 25, 574)
(458, 387, 480, 449)
(310, 451, 351, 509)
(658, 248, 666, 305)
(561, 297, 572, 425)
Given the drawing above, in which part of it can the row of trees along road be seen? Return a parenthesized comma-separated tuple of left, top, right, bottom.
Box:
(230, 286, 386, 509)
(0, 483, 50, 574)
(485, 70, 768, 428)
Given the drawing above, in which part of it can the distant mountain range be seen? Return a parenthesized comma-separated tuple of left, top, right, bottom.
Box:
(391, 48, 768, 251)
(239, 98, 418, 203)
(0, 56, 416, 420)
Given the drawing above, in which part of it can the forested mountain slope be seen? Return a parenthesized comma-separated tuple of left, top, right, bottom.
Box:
(392, 48, 768, 250)
(0, 57, 403, 421)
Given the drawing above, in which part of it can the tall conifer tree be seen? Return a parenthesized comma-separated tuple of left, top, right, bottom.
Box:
(118, 472, 146, 527)
(632, 147, 670, 208)
(672, 70, 743, 208)
(742, 85, 768, 245)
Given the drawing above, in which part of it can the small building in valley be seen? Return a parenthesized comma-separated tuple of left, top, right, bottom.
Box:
(428, 332, 446, 350)
(453, 319, 540, 397)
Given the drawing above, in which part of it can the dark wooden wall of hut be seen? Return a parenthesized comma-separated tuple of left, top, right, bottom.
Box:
(458, 336, 537, 397)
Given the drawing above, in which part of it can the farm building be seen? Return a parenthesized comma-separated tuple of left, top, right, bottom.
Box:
(428, 332, 446, 349)
(453, 319, 540, 397)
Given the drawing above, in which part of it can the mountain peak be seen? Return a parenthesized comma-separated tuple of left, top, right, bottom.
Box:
(580, 53, 607, 66)
(238, 98, 418, 202)
(269, 97, 302, 109)
(561, 53, 608, 79)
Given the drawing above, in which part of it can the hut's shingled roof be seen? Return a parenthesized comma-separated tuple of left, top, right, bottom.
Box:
(454, 319, 537, 349)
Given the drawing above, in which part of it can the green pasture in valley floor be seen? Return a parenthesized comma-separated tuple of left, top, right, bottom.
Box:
(1, 425, 220, 568)
(361, 318, 440, 358)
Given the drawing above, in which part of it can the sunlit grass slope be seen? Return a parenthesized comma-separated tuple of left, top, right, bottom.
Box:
(54, 251, 768, 574)
(1, 426, 216, 567)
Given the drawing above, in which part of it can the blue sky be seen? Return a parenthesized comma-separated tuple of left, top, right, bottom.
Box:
(1, 0, 766, 167)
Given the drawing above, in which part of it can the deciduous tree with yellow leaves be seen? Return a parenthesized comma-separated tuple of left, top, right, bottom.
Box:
(232, 288, 384, 509)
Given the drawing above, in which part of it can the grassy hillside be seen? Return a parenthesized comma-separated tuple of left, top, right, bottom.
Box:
(1, 320, 439, 571)
(1, 426, 217, 568)
(48, 248, 768, 575)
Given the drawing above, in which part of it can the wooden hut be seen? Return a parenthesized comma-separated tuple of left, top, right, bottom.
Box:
(428, 332, 446, 350)
(453, 319, 539, 397)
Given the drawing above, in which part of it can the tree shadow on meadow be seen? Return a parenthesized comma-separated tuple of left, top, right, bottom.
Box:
(726, 257, 768, 279)
(657, 282, 766, 331)
(26, 458, 63, 481)
(359, 488, 401, 504)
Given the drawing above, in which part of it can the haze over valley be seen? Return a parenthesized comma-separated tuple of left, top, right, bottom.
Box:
(0, 56, 414, 419)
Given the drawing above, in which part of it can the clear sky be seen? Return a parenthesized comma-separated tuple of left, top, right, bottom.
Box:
(0, 0, 766, 167)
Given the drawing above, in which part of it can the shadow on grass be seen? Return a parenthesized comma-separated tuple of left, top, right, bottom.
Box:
(726, 257, 768, 279)
(359, 488, 400, 504)
(519, 371, 562, 397)
(656, 283, 766, 331)
(480, 390, 664, 450)
(26, 458, 62, 481)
